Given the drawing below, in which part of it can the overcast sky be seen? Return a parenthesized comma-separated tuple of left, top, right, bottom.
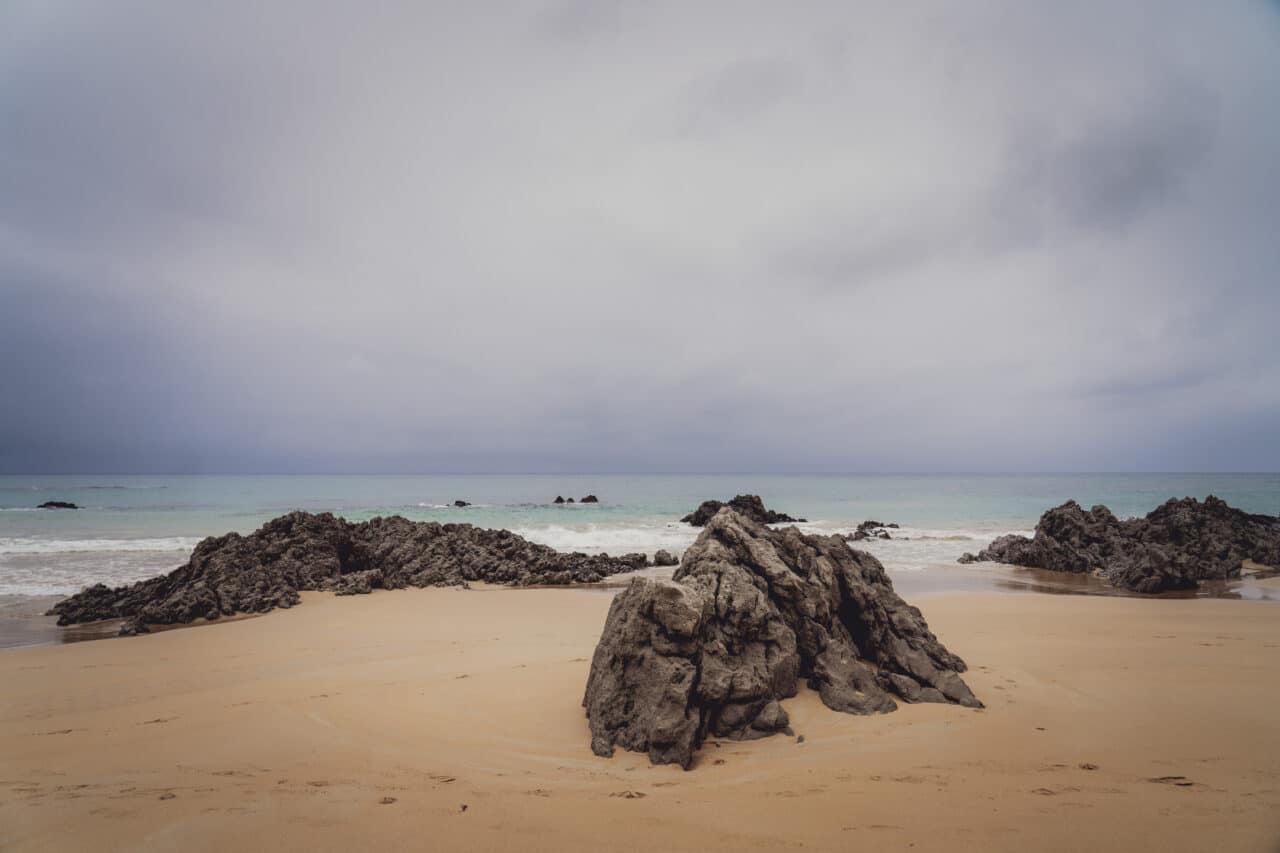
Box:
(2, 1, 1278, 473)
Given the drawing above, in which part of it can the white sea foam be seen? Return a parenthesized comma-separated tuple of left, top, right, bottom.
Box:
(512, 522, 699, 556)
(0, 537, 202, 555)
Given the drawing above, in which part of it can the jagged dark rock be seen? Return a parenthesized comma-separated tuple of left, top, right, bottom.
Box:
(453, 500, 470, 507)
(584, 509, 980, 769)
(554, 496, 566, 504)
(958, 496, 1280, 593)
(617, 553, 649, 571)
(580, 495, 600, 503)
(38, 501, 78, 510)
(681, 494, 805, 527)
(49, 511, 641, 635)
(842, 520, 901, 542)
(652, 549, 679, 567)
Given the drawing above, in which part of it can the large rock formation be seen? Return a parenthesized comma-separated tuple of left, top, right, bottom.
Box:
(584, 509, 980, 769)
(49, 511, 642, 635)
(958, 496, 1280, 594)
(681, 494, 805, 527)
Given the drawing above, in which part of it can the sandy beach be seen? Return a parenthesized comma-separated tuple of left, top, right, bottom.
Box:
(2, 586, 1278, 852)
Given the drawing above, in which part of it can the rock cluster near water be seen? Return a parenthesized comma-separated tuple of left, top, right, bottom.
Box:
(958, 496, 1280, 593)
(583, 508, 980, 769)
(681, 494, 805, 527)
(49, 511, 644, 635)
(652, 549, 679, 567)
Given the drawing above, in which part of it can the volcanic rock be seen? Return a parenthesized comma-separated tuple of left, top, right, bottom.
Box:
(49, 511, 641, 634)
(584, 509, 980, 769)
(652, 549, 679, 567)
(38, 501, 78, 510)
(958, 496, 1280, 593)
(681, 494, 805, 527)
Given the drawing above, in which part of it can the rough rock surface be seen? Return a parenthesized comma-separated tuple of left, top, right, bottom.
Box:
(681, 494, 806, 527)
(652, 549, 679, 567)
(38, 501, 78, 510)
(49, 511, 642, 634)
(584, 509, 980, 769)
(958, 496, 1280, 593)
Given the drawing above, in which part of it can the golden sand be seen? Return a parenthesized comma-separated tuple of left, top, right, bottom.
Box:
(2, 587, 1278, 852)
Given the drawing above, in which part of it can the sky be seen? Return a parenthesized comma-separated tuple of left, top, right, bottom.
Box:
(2, 1, 1279, 474)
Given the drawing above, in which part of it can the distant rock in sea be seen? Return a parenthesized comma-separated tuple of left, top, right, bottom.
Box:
(843, 520, 899, 541)
(554, 496, 566, 504)
(38, 500, 78, 510)
(584, 508, 980, 769)
(680, 494, 805, 527)
(453, 500, 471, 507)
(48, 512, 642, 635)
(580, 495, 599, 503)
(652, 549, 678, 567)
(958, 496, 1280, 593)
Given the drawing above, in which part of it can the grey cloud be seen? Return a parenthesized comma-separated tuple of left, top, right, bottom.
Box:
(2, 1, 1279, 473)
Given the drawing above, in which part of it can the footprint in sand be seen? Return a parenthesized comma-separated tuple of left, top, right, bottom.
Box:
(140, 717, 176, 725)
(34, 729, 74, 736)
(379, 796, 397, 805)
(610, 790, 647, 799)
(528, 789, 552, 797)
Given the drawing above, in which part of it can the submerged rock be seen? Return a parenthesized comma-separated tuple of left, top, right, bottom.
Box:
(49, 511, 641, 634)
(584, 509, 980, 769)
(652, 549, 679, 567)
(959, 496, 1280, 593)
(38, 501, 78, 510)
(681, 494, 805, 527)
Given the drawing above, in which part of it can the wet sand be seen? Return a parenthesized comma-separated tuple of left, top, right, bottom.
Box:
(2, 586, 1279, 852)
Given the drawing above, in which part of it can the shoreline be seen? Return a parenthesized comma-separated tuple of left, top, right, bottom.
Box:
(2, 586, 1277, 851)
(5, 561, 1279, 651)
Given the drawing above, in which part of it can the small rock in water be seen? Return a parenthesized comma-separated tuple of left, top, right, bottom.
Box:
(580, 494, 599, 503)
(38, 500, 78, 510)
(453, 500, 470, 507)
(652, 549, 679, 567)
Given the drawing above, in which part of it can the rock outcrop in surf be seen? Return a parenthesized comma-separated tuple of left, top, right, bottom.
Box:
(49, 511, 642, 635)
(38, 501, 78, 510)
(681, 494, 805, 527)
(583, 509, 980, 769)
(958, 496, 1280, 593)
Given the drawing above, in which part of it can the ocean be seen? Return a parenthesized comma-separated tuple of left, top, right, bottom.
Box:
(3, 473, 1279, 601)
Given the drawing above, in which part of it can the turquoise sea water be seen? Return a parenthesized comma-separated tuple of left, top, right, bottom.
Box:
(2, 473, 1278, 598)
